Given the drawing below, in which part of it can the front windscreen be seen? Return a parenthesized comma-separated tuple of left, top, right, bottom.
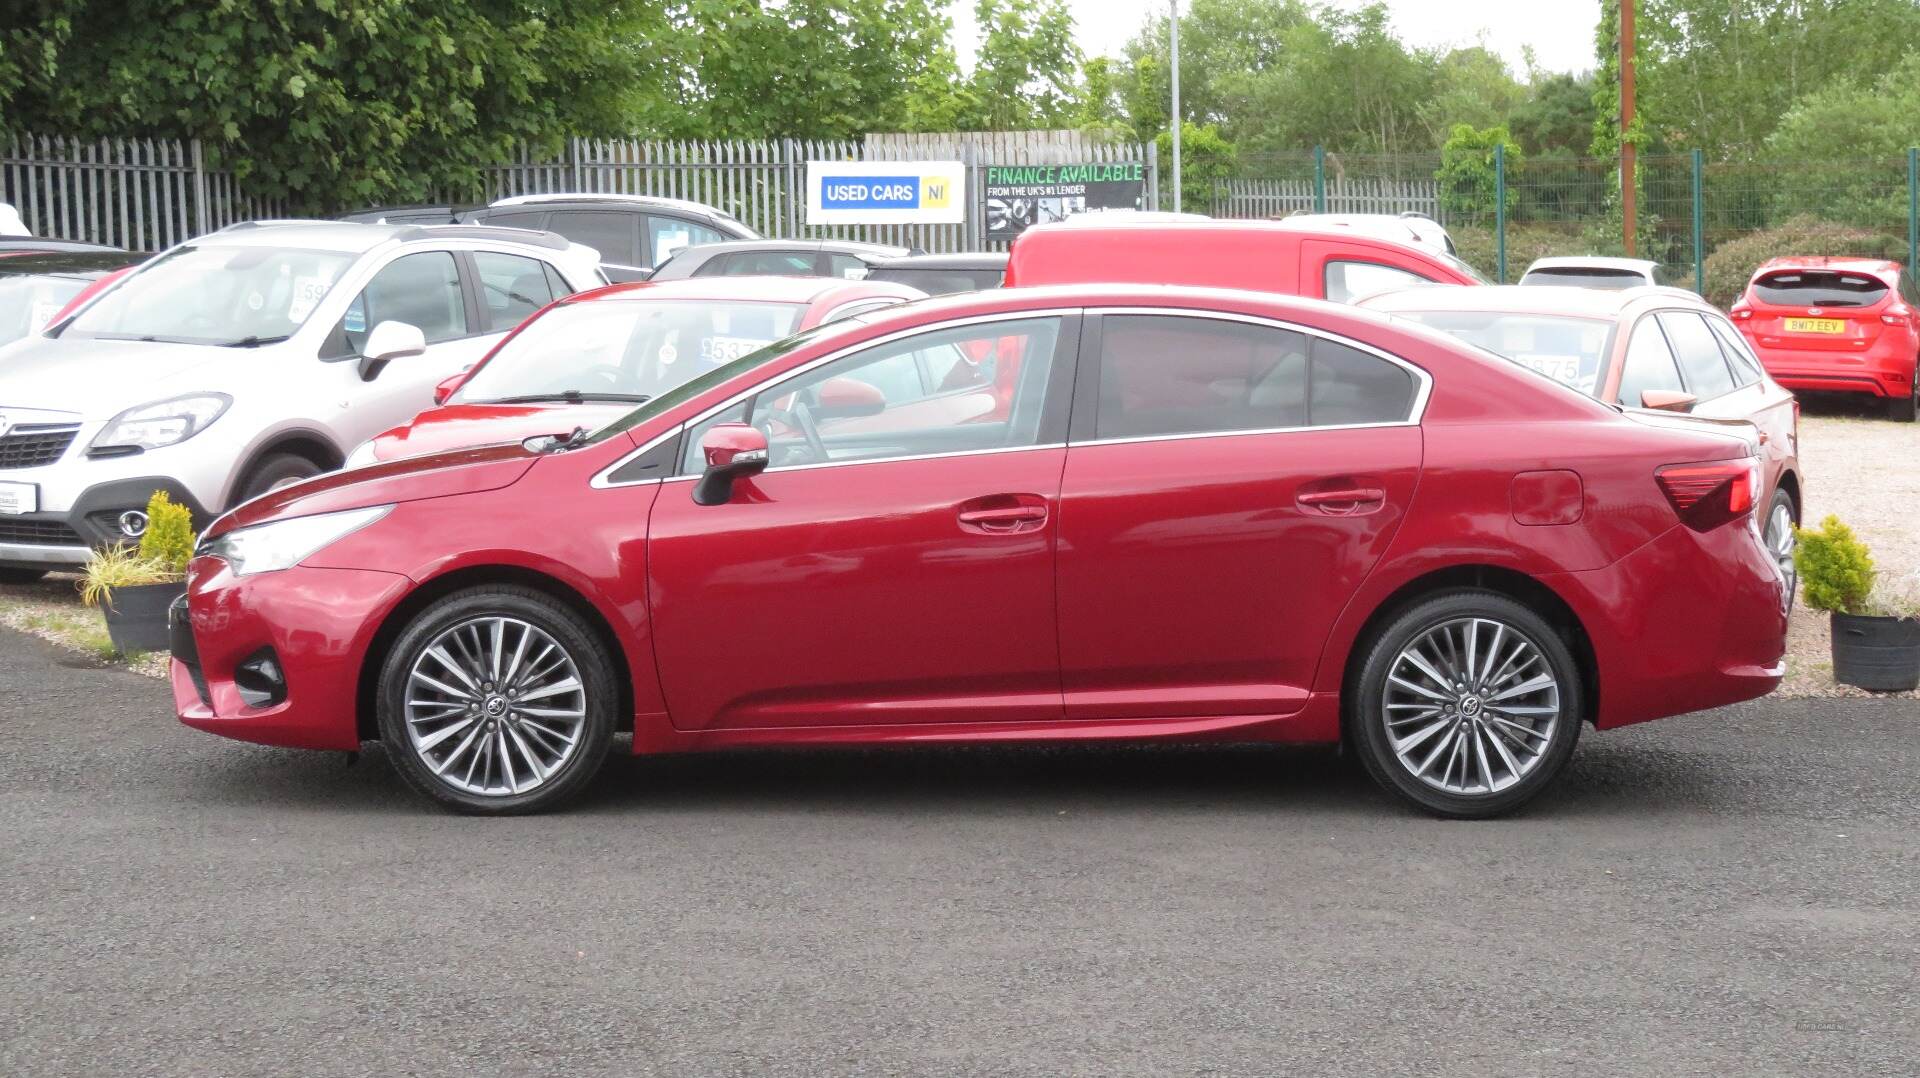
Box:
(0, 272, 98, 345)
(59, 244, 355, 346)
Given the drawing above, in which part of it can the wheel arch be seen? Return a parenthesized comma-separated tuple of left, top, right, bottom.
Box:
(226, 428, 345, 508)
(1773, 468, 1801, 519)
(1338, 564, 1601, 734)
(355, 564, 635, 743)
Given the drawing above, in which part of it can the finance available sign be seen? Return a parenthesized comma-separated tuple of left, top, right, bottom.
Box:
(806, 160, 966, 225)
(984, 162, 1147, 240)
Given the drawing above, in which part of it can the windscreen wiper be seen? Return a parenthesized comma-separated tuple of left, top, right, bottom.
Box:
(223, 334, 292, 348)
(491, 391, 650, 404)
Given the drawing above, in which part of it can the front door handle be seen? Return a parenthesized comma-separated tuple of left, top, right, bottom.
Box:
(1296, 486, 1387, 516)
(957, 494, 1049, 534)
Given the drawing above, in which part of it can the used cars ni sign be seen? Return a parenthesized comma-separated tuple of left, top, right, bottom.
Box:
(170, 285, 1789, 818)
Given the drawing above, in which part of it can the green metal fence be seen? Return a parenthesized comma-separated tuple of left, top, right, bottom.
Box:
(1212, 149, 1920, 307)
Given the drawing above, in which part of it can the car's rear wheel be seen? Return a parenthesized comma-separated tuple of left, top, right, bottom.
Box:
(0, 568, 46, 585)
(1763, 487, 1798, 606)
(1890, 365, 1918, 422)
(1349, 590, 1584, 819)
(236, 452, 325, 503)
(377, 586, 616, 814)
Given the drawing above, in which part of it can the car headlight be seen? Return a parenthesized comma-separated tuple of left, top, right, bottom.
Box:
(197, 505, 392, 576)
(343, 439, 379, 470)
(90, 393, 231, 453)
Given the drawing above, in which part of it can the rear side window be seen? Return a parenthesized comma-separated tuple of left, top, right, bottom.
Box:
(1325, 260, 1437, 304)
(471, 251, 558, 331)
(547, 211, 638, 266)
(480, 210, 547, 231)
(1705, 316, 1764, 386)
(1753, 270, 1888, 308)
(867, 268, 1003, 295)
(1093, 315, 1413, 439)
(647, 216, 728, 266)
(1617, 317, 1685, 406)
(1658, 312, 1736, 398)
(701, 250, 818, 277)
(824, 253, 870, 280)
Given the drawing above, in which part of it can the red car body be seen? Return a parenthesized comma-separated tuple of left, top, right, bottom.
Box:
(1004, 219, 1486, 300)
(358, 276, 927, 463)
(1732, 257, 1920, 421)
(172, 284, 1788, 816)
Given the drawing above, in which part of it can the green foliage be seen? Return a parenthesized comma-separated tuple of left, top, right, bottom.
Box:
(1437, 124, 1522, 222)
(79, 544, 170, 610)
(137, 491, 195, 577)
(1158, 122, 1237, 213)
(1701, 216, 1906, 309)
(1796, 515, 1876, 616)
(1, 0, 656, 210)
(1762, 54, 1920, 233)
(1510, 72, 1599, 158)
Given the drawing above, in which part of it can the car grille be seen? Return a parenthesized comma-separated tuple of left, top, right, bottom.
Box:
(0, 425, 80, 469)
(0, 518, 83, 546)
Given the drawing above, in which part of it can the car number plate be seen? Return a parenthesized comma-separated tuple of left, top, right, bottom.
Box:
(1785, 317, 1846, 334)
(0, 482, 38, 515)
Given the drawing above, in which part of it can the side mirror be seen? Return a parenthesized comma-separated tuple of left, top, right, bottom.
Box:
(813, 376, 886, 419)
(1640, 388, 1699, 412)
(433, 369, 469, 406)
(357, 320, 427, 381)
(692, 423, 769, 506)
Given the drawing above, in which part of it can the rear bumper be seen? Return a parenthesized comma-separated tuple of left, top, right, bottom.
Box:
(1748, 344, 1913, 397)
(172, 558, 411, 751)
(1554, 518, 1787, 729)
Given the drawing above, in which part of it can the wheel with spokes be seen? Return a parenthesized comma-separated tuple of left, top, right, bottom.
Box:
(1349, 590, 1583, 818)
(377, 585, 616, 814)
(1762, 487, 1798, 609)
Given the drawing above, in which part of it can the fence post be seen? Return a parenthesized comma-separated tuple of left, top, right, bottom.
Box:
(190, 138, 210, 238)
(1312, 146, 1326, 213)
(1908, 148, 1917, 279)
(1691, 149, 1705, 295)
(1494, 142, 1507, 283)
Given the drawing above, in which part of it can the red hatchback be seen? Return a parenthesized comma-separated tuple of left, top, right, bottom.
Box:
(171, 285, 1789, 818)
(1731, 257, 1920, 421)
(348, 276, 927, 464)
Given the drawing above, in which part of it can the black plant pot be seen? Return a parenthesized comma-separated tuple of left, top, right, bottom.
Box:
(1830, 611, 1920, 692)
(103, 580, 186, 655)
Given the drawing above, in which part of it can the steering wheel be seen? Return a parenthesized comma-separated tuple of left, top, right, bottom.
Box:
(761, 396, 828, 464)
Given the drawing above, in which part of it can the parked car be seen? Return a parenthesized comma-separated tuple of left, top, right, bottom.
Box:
(1361, 285, 1803, 591)
(0, 236, 124, 257)
(1274, 212, 1457, 256)
(647, 239, 912, 282)
(0, 249, 147, 348)
(0, 220, 603, 582)
(337, 205, 466, 226)
(0, 202, 29, 237)
(458, 194, 759, 282)
(172, 283, 1786, 818)
(1004, 219, 1485, 302)
(1731, 257, 1920, 421)
(864, 252, 1007, 295)
(345, 276, 927, 465)
(1520, 256, 1672, 290)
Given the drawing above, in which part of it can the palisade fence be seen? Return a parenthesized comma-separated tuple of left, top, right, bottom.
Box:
(4, 130, 1154, 255)
(1211, 147, 1920, 305)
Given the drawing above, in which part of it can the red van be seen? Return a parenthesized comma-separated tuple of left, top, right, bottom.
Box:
(1004, 218, 1486, 301)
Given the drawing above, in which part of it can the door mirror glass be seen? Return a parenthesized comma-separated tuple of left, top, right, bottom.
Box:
(813, 376, 887, 419)
(358, 320, 427, 380)
(1640, 388, 1698, 412)
(693, 422, 769, 506)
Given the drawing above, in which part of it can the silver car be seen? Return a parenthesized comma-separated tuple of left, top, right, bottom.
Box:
(0, 220, 603, 579)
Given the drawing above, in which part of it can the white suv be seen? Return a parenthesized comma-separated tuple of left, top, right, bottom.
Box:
(0, 220, 603, 579)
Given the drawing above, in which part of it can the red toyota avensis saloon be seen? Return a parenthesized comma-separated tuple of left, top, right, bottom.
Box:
(170, 285, 1789, 818)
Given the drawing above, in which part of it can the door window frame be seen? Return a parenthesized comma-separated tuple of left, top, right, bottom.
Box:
(1065, 308, 1433, 447)
(319, 247, 485, 361)
(1644, 308, 1741, 404)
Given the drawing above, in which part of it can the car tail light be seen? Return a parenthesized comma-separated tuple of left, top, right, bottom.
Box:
(1656, 459, 1759, 532)
(1730, 305, 1754, 321)
(1882, 306, 1912, 326)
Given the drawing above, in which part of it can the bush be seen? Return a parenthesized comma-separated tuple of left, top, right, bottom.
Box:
(1702, 215, 1906, 309)
(1796, 515, 1876, 615)
(1436, 124, 1522, 224)
(137, 491, 194, 577)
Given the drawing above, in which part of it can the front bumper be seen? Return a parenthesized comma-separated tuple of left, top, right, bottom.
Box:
(0, 476, 213, 569)
(171, 557, 411, 751)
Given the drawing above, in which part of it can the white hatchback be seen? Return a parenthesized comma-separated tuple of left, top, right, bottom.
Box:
(0, 220, 603, 578)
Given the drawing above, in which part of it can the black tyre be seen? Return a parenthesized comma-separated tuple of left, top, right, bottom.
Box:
(0, 567, 47, 585)
(236, 452, 325, 503)
(1889, 367, 1918, 422)
(377, 585, 617, 814)
(1348, 589, 1584, 819)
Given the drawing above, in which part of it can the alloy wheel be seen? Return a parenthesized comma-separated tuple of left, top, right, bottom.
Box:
(1764, 498, 1797, 598)
(1381, 616, 1563, 796)
(403, 615, 588, 797)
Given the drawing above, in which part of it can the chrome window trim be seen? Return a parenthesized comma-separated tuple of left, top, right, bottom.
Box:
(658, 441, 1069, 484)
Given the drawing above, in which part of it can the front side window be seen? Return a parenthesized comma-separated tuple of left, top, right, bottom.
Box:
(824, 254, 871, 280)
(471, 251, 561, 331)
(60, 244, 355, 347)
(1326, 260, 1439, 304)
(334, 252, 468, 356)
(457, 299, 806, 406)
(1617, 316, 1685, 407)
(681, 317, 1061, 472)
(1387, 310, 1611, 397)
(1093, 315, 1413, 440)
(647, 216, 728, 266)
(1658, 311, 1736, 399)
(548, 211, 638, 266)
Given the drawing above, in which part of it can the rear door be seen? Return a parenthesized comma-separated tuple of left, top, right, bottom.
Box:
(1053, 310, 1425, 719)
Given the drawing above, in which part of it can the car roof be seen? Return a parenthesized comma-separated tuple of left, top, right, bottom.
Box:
(673, 238, 913, 259)
(0, 251, 146, 276)
(557, 275, 926, 307)
(0, 237, 124, 255)
(204, 219, 575, 254)
(489, 192, 729, 218)
(1359, 283, 1711, 319)
(1524, 255, 1661, 274)
(1272, 213, 1451, 248)
(867, 251, 1009, 270)
(1755, 256, 1902, 276)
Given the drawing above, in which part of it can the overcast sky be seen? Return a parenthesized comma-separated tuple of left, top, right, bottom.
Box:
(952, 0, 1603, 79)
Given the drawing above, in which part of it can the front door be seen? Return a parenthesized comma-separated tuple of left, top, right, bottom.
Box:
(646, 313, 1079, 732)
(1055, 312, 1425, 719)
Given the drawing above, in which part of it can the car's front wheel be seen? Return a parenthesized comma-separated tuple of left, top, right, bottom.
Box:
(1349, 590, 1584, 819)
(377, 585, 617, 814)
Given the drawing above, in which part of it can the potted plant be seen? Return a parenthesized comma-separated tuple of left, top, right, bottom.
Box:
(1795, 515, 1920, 692)
(81, 491, 195, 655)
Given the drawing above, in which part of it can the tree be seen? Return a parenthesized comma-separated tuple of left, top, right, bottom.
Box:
(1437, 123, 1522, 222)
(0, 0, 657, 210)
(1159, 121, 1237, 213)
(1763, 53, 1920, 232)
(1509, 72, 1598, 158)
(1416, 45, 1524, 148)
(901, 0, 1088, 133)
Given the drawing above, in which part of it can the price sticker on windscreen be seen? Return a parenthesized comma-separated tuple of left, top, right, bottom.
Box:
(287, 276, 332, 323)
(1514, 354, 1581, 386)
(701, 337, 772, 364)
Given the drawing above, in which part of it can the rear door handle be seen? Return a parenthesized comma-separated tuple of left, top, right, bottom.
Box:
(958, 506, 1046, 528)
(957, 494, 1049, 534)
(1296, 487, 1386, 515)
